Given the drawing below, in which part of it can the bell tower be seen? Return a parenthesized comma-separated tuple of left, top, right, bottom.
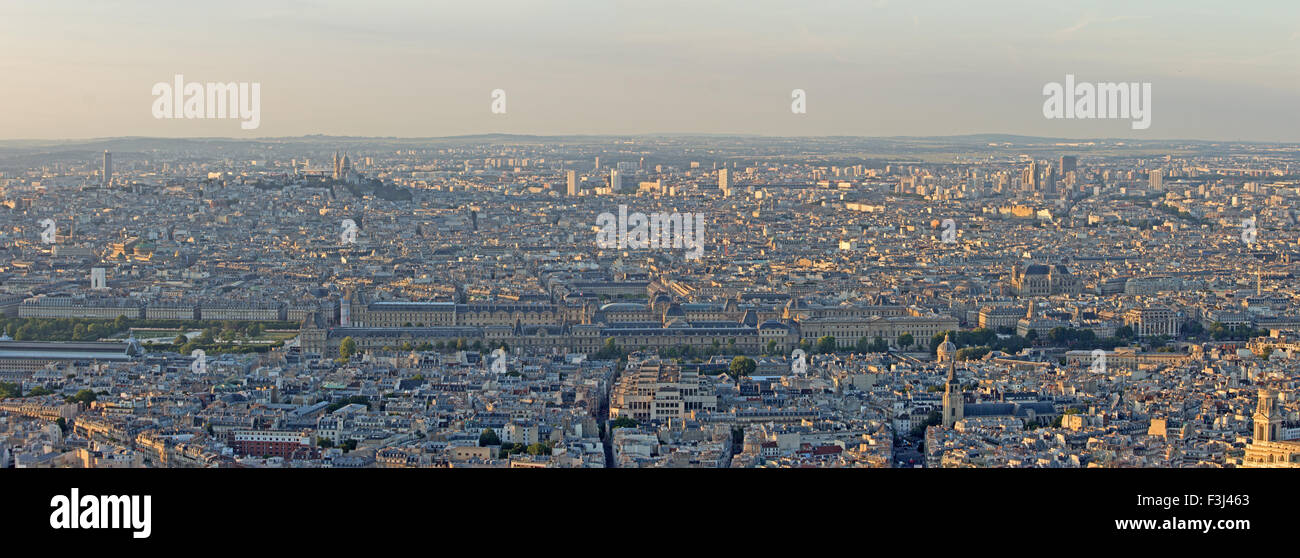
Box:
(1254, 388, 1281, 443)
(939, 334, 963, 428)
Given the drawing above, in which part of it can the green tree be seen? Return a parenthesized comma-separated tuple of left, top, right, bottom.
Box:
(478, 428, 501, 446)
(898, 333, 914, 350)
(339, 336, 358, 360)
(610, 416, 638, 429)
(594, 338, 623, 360)
(816, 335, 837, 354)
(68, 389, 97, 405)
(728, 356, 756, 380)
(910, 411, 942, 437)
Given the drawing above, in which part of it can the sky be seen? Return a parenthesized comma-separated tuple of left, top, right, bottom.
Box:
(1, 0, 1298, 141)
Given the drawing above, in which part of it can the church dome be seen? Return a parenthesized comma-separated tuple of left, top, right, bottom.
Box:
(936, 333, 957, 362)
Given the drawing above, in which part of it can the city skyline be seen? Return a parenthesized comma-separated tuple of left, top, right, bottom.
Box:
(3, 132, 1300, 471)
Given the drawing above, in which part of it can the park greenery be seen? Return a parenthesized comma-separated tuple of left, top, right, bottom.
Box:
(610, 416, 638, 429)
(0, 382, 100, 404)
(2, 317, 293, 356)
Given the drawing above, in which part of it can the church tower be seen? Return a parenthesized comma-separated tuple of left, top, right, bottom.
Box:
(939, 334, 963, 428)
(1254, 388, 1282, 443)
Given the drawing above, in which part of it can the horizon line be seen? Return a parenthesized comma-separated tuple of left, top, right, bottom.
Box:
(0, 132, 1296, 146)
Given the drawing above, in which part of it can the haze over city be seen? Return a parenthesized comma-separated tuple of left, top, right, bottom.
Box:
(3, 0, 1300, 141)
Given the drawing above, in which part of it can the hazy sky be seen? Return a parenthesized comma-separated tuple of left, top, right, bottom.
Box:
(2, 0, 1298, 141)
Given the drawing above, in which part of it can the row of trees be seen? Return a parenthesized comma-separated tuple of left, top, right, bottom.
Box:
(0, 382, 99, 404)
(335, 322, 1220, 367)
(329, 320, 1240, 367)
(148, 339, 283, 357)
(928, 329, 1032, 360)
(496, 440, 554, 458)
(558, 334, 910, 363)
(0, 382, 22, 398)
(793, 333, 918, 356)
(610, 417, 639, 429)
(924, 325, 1155, 362)
(0, 316, 295, 343)
(479, 428, 562, 453)
(1206, 322, 1266, 341)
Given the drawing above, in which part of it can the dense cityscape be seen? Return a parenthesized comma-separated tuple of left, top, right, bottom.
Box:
(1, 134, 1298, 469)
